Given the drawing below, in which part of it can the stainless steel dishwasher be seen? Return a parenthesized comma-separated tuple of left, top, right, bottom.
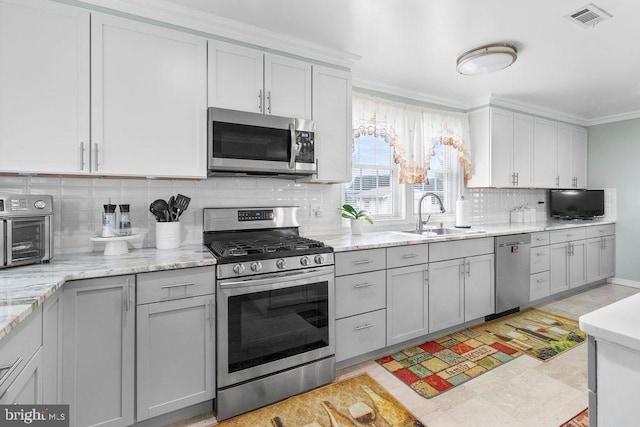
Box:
(489, 234, 531, 320)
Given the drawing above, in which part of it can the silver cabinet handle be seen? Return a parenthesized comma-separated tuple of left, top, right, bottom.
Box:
(556, 176, 560, 187)
(353, 282, 372, 289)
(354, 323, 374, 331)
(267, 90, 272, 113)
(160, 282, 195, 290)
(354, 259, 373, 265)
(80, 142, 85, 171)
(94, 143, 99, 172)
(401, 253, 418, 259)
(466, 259, 471, 277)
(511, 173, 517, 186)
(258, 89, 263, 112)
(536, 278, 546, 283)
(537, 252, 546, 256)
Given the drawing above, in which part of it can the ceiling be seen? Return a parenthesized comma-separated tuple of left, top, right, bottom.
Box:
(122, 0, 640, 125)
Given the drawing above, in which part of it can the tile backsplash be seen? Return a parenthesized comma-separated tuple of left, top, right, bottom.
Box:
(0, 176, 617, 255)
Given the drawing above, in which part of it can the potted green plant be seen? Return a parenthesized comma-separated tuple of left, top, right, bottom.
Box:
(340, 204, 373, 235)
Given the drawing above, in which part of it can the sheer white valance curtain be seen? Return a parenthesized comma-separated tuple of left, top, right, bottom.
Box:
(352, 91, 472, 184)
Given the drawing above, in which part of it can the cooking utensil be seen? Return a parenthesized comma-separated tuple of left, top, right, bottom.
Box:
(174, 194, 191, 219)
(168, 195, 176, 221)
(149, 199, 169, 222)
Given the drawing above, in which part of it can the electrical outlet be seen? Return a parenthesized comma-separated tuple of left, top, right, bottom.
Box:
(310, 206, 323, 217)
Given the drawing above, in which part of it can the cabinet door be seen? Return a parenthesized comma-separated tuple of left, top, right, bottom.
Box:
(568, 240, 586, 288)
(308, 65, 352, 183)
(464, 254, 495, 321)
(0, 349, 43, 405)
(137, 295, 215, 421)
(513, 113, 533, 187)
(572, 126, 588, 189)
(62, 276, 135, 427)
(556, 124, 573, 188)
(43, 289, 63, 404)
(586, 237, 602, 283)
(428, 259, 464, 333)
(533, 118, 558, 187)
(0, 0, 89, 174)
(601, 236, 615, 279)
(386, 264, 429, 345)
(549, 243, 569, 294)
(336, 309, 386, 362)
(91, 14, 207, 178)
(208, 40, 264, 113)
(264, 54, 312, 119)
(490, 108, 514, 187)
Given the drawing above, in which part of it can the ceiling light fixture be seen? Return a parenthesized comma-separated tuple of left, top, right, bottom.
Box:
(456, 43, 517, 76)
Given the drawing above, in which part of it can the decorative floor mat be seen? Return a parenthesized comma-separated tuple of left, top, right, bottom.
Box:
(472, 307, 586, 361)
(376, 328, 522, 399)
(560, 408, 588, 427)
(214, 373, 425, 427)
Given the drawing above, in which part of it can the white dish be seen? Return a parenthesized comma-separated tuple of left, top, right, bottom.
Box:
(90, 230, 146, 255)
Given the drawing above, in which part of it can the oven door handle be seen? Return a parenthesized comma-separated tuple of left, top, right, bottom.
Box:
(219, 268, 332, 289)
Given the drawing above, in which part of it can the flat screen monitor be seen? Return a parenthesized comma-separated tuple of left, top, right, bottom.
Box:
(549, 189, 605, 219)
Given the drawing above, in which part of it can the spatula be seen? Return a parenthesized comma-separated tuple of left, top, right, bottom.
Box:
(174, 194, 191, 220)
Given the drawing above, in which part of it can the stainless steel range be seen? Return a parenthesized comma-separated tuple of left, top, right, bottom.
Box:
(204, 207, 335, 421)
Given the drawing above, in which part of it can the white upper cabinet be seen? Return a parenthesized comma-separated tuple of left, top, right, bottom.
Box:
(91, 14, 207, 178)
(532, 117, 558, 188)
(467, 108, 533, 187)
(208, 40, 312, 119)
(557, 123, 588, 188)
(0, 0, 90, 175)
(306, 65, 352, 183)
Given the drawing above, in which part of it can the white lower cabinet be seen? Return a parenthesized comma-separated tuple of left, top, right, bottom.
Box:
(586, 235, 615, 283)
(550, 240, 586, 293)
(428, 259, 464, 332)
(464, 254, 496, 321)
(336, 310, 386, 362)
(136, 267, 216, 422)
(386, 264, 429, 345)
(530, 271, 551, 302)
(62, 275, 135, 427)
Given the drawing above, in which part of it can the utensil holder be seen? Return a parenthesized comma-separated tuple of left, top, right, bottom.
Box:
(156, 222, 181, 249)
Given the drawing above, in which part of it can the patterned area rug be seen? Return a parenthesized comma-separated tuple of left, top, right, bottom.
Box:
(472, 308, 586, 361)
(214, 373, 425, 426)
(376, 328, 522, 399)
(560, 408, 588, 427)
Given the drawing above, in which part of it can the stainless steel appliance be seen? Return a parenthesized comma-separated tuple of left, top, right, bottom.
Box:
(0, 194, 53, 268)
(208, 107, 316, 177)
(489, 234, 531, 320)
(204, 207, 335, 421)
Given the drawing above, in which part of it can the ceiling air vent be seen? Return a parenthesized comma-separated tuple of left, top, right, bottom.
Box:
(564, 3, 612, 28)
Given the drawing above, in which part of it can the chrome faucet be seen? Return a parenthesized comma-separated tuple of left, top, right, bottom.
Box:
(417, 192, 446, 232)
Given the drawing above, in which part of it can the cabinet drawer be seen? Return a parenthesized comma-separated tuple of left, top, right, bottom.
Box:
(336, 309, 386, 362)
(137, 266, 215, 305)
(0, 308, 42, 399)
(531, 246, 550, 274)
(531, 232, 550, 247)
(335, 270, 386, 319)
(387, 244, 428, 269)
(335, 249, 386, 276)
(549, 227, 586, 244)
(586, 224, 615, 238)
(530, 271, 550, 302)
(429, 237, 493, 263)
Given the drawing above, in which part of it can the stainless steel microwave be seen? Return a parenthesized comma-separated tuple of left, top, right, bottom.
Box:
(0, 194, 53, 269)
(207, 107, 316, 177)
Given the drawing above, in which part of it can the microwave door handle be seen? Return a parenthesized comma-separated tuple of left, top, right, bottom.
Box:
(288, 123, 296, 169)
(5, 220, 11, 267)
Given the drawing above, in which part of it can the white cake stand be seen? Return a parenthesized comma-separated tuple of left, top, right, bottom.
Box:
(90, 232, 144, 256)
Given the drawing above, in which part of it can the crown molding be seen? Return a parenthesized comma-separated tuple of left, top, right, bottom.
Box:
(481, 96, 589, 126)
(69, 0, 360, 68)
(352, 76, 468, 111)
(586, 110, 640, 127)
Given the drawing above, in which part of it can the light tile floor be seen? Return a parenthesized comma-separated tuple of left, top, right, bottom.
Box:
(179, 283, 639, 427)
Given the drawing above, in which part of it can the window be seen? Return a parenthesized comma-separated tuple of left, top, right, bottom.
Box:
(412, 143, 460, 214)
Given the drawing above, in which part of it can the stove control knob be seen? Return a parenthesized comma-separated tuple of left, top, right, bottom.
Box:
(314, 255, 325, 265)
(300, 256, 311, 266)
(276, 259, 286, 269)
(250, 261, 262, 272)
(232, 263, 245, 274)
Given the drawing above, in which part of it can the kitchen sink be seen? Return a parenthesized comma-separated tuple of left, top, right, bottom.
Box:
(400, 227, 486, 237)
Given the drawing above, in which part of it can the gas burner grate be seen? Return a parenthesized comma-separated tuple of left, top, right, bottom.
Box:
(207, 236, 326, 260)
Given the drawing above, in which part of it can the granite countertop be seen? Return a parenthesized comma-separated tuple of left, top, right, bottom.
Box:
(580, 292, 640, 353)
(0, 218, 615, 343)
(313, 219, 616, 252)
(0, 244, 216, 341)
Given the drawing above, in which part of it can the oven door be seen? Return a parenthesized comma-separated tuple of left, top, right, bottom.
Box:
(217, 266, 335, 388)
(5, 217, 50, 267)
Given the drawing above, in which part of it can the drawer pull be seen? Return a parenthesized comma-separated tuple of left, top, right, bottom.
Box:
(0, 357, 23, 388)
(160, 282, 196, 290)
(536, 252, 546, 256)
(354, 323, 374, 331)
(401, 253, 418, 259)
(536, 278, 547, 283)
(353, 259, 373, 265)
(353, 282, 372, 289)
